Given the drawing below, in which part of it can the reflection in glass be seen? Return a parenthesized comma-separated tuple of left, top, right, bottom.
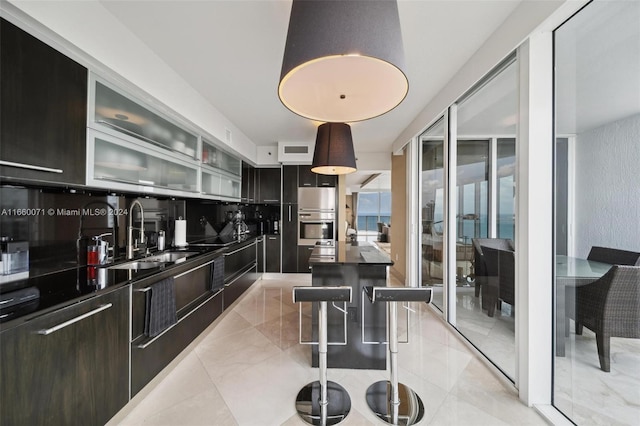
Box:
(497, 139, 515, 240)
(420, 118, 445, 311)
(453, 59, 517, 380)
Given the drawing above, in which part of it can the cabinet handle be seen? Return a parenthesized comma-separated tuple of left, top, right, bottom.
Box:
(288, 205, 292, 222)
(268, 237, 278, 240)
(263, 199, 279, 202)
(302, 183, 311, 186)
(0, 160, 63, 174)
(37, 303, 113, 335)
(224, 241, 257, 256)
(173, 259, 215, 279)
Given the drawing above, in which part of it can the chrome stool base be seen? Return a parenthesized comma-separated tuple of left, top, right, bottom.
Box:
(295, 380, 351, 426)
(365, 380, 425, 425)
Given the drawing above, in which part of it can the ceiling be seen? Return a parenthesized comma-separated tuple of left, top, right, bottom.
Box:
(94, 0, 522, 191)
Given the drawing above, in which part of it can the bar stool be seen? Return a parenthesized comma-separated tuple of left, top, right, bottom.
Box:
(293, 286, 353, 426)
(363, 286, 433, 426)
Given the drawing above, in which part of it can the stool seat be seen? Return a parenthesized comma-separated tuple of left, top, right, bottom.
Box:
(293, 286, 352, 303)
(364, 286, 433, 303)
(293, 285, 352, 425)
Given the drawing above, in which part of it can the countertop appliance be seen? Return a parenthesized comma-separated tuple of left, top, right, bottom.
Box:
(1, 238, 29, 275)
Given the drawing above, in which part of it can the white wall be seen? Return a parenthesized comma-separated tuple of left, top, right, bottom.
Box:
(574, 113, 640, 257)
(3, 0, 257, 163)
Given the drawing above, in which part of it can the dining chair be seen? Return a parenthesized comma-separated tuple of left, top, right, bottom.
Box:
(587, 246, 640, 266)
(574, 265, 640, 372)
(472, 238, 514, 310)
(480, 246, 515, 317)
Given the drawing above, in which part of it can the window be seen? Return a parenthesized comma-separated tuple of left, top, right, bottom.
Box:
(356, 192, 391, 242)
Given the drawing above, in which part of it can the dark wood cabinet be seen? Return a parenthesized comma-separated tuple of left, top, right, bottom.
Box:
(0, 18, 87, 186)
(317, 173, 337, 187)
(131, 256, 224, 396)
(241, 162, 256, 203)
(297, 245, 315, 273)
(297, 165, 337, 188)
(282, 165, 298, 203)
(282, 203, 298, 273)
(0, 286, 129, 426)
(223, 241, 258, 308)
(298, 165, 317, 187)
(256, 237, 265, 272)
(265, 235, 281, 272)
(257, 167, 281, 204)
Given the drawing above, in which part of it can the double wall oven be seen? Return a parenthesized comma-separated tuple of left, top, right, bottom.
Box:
(297, 187, 336, 248)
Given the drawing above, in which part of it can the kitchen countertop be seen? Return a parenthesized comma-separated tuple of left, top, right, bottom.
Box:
(309, 241, 393, 266)
(0, 236, 260, 330)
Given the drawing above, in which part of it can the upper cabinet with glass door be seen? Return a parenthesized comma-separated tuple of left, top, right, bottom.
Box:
(200, 138, 241, 200)
(89, 75, 198, 162)
(87, 74, 200, 196)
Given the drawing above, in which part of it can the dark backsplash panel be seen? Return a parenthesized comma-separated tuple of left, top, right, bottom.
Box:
(185, 199, 280, 238)
(0, 185, 184, 277)
(1, 184, 279, 280)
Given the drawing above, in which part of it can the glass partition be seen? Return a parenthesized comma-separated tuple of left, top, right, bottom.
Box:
(554, 1, 640, 423)
(419, 118, 445, 311)
(453, 59, 518, 380)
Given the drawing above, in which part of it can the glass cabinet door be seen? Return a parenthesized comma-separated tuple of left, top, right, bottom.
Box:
(202, 138, 241, 177)
(89, 130, 198, 194)
(92, 77, 198, 161)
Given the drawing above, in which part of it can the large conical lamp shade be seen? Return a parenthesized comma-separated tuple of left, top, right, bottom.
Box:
(279, 0, 408, 123)
(311, 123, 357, 175)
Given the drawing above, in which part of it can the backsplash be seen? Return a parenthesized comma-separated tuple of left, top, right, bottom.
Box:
(0, 185, 184, 279)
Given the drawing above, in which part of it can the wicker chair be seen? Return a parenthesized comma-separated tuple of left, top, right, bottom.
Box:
(587, 246, 640, 266)
(565, 247, 640, 331)
(472, 238, 514, 309)
(481, 246, 515, 317)
(575, 265, 640, 372)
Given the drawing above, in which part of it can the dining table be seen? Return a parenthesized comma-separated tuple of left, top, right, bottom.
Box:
(555, 255, 613, 356)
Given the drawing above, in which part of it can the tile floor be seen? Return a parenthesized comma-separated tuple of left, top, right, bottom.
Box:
(109, 273, 549, 426)
(431, 284, 640, 426)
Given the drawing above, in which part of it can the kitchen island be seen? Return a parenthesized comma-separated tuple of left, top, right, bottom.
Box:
(309, 241, 393, 370)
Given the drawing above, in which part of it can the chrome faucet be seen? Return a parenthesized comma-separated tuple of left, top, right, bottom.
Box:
(127, 200, 146, 259)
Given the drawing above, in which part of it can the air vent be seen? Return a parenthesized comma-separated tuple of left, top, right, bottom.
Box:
(278, 141, 314, 163)
(284, 145, 309, 154)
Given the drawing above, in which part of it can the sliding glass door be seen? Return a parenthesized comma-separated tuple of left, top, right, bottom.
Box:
(418, 58, 518, 380)
(419, 118, 445, 310)
(554, 1, 640, 423)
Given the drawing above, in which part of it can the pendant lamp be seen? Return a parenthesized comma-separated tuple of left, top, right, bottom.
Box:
(311, 122, 357, 175)
(279, 0, 408, 123)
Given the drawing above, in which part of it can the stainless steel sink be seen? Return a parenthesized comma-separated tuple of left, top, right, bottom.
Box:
(105, 250, 199, 270)
(143, 251, 199, 263)
(107, 260, 164, 270)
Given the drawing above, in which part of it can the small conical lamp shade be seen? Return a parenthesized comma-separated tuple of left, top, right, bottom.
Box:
(311, 123, 357, 175)
(279, 0, 408, 123)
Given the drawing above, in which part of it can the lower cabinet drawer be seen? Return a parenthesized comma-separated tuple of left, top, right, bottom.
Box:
(224, 265, 258, 309)
(131, 290, 223, 396)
